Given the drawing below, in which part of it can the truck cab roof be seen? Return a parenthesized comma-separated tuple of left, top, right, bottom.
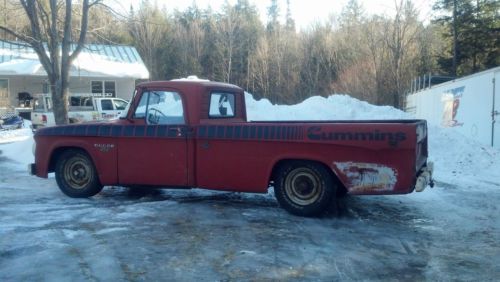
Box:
(133, 80, 246, 125)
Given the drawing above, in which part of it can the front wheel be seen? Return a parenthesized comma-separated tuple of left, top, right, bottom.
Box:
(274, 161, 336, 217)
(55, 150, 103, 198)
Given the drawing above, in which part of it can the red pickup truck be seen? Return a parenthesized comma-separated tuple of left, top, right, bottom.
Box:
(30, 80, 433, 216)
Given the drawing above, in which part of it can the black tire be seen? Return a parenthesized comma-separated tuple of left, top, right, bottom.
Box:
(274, 161, 336, 217)
(55, 149, 103, 198)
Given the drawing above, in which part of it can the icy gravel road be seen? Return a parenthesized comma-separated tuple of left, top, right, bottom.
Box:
(1, 161, 499, 281)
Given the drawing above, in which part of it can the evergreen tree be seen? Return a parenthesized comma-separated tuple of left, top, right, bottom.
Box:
(433, 0, 499, 76)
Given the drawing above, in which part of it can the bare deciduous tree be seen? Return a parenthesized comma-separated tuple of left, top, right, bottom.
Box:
(216, 5, 240, 83)
(129, 0, 168, 80)
(0, 0, 102, 125)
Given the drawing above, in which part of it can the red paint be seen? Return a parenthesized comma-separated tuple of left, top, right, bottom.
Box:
(33, 80, 430, 195)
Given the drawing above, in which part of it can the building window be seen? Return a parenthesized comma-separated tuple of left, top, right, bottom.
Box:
(104, 81, 116, 96)
(0, 79, 9, 108)
(91, 80, 116, 97)
(43, 81, 49, 94)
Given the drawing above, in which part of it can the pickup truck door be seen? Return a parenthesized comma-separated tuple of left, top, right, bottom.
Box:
(99, 98, 128, 120)
(117, 90, 188, 186)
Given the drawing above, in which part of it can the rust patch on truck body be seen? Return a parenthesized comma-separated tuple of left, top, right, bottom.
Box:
(334, 162, 398, 193)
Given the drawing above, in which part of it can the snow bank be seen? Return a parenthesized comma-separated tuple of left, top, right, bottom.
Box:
(0, 121, 34, 169)
(246, 93, 500, 184)
(246, 93, 411, 121)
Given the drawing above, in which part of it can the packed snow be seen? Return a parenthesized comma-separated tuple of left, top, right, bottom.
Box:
(1, 94, 499, 280)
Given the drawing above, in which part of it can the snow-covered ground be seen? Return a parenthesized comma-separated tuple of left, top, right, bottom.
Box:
(1, 95, 499, 280)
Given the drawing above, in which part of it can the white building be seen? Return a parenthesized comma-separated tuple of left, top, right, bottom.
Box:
(407, 67, 500, 147)
(0, 40, 149, 111)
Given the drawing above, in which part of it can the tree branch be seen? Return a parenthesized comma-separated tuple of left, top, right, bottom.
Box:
(0, 26, 36, 44)
(69, 0, 92, 63)
(18, 0, 54, 78)
(36, 0, 51, 36)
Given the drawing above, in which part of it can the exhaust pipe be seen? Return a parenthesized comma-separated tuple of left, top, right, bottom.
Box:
(415, 162, 434, 192)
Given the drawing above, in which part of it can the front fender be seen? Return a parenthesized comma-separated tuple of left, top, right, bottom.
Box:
(34, 136, 118, 185)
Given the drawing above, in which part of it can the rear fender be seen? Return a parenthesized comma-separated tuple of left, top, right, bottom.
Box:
(269, 157, 347, 191)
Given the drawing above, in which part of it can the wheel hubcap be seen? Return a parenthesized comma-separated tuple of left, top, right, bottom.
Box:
(64, 157, 92, 189)
(285, 168, 322, 205)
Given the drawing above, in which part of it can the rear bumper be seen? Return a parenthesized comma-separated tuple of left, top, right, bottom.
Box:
(415, 162, 434, 192)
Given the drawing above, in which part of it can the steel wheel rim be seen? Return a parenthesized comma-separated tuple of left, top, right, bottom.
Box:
(285, 168, 322, 205)
(64, 156, 92, 189)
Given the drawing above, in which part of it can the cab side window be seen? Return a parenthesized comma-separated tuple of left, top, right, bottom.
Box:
(133, 91, 185, 124)
(113, 99, 128, 110)
(209, 92, 235, 118)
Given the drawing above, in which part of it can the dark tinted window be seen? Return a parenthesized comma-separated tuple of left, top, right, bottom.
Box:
(101, 99, 113, 110)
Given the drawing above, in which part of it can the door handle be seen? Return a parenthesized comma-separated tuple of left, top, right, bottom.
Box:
(168, 127, 182, 137)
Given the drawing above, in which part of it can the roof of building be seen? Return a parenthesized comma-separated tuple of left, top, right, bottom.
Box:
(0, 40, 149, 79)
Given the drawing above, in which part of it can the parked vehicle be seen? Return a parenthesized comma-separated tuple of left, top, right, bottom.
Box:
(31, 93, 128, 130)
(0, 114, 23, 130)
(30, 80, 434, 216)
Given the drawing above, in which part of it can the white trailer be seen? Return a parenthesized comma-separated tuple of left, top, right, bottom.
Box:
(406, 67, 500, 147)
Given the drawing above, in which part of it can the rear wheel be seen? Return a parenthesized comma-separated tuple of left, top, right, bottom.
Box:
(274, 161, 336, 217)
(55, 150, 103, 198)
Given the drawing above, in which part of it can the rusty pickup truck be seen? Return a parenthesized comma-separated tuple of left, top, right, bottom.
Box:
(30, 80, 433, 216)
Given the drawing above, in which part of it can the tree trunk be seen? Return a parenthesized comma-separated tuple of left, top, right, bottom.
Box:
(51, 78, 69, 125)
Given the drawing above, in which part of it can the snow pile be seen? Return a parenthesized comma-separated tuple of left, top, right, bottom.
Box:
(246, 93, 500, 184)
(0, 127, 32, 144)
(0, 121, 34, 169)
(428, 125, 500, 182)
(171, 75, 210, 82)
(246, 93, 411, 120)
